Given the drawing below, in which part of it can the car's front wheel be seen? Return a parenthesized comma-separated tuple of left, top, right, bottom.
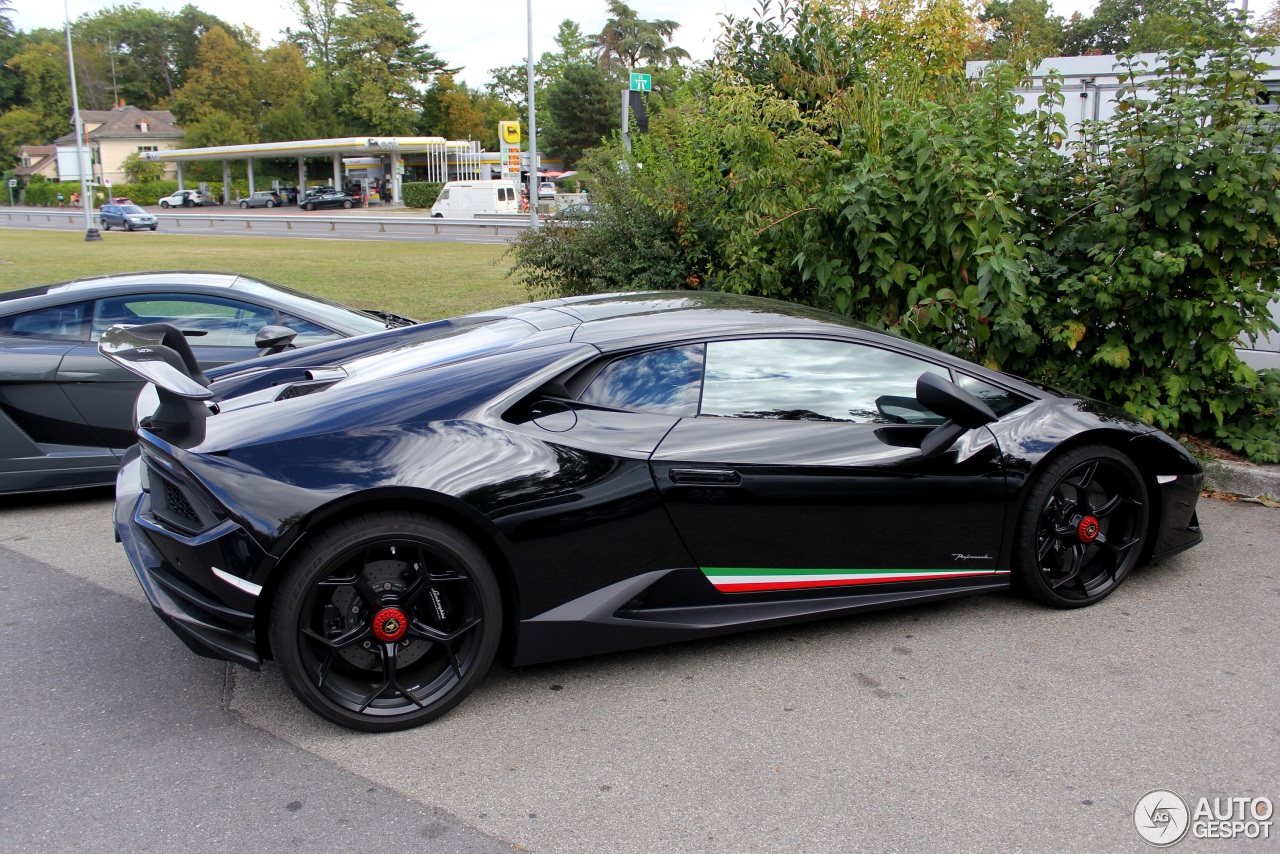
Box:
(239, 201, 249, 208)
(269, 512, 502, 731)
(159, 200, 170, 208)
(303, 202, 314, 211)
(1013, 445, 1149, 608)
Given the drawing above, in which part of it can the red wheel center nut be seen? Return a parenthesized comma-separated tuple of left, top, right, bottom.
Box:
(373, 607, 408, 642)
(1077, 515, 1100, 543)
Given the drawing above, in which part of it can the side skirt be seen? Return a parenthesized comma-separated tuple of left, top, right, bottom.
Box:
(512, 569, 1010, 666)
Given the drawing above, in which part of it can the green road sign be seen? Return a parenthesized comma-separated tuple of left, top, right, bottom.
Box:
(629, 73, 652, 92)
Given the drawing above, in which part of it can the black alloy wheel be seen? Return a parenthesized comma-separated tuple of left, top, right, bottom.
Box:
(1013, 445, 1149, 608)
(270, 512, 501, 731)
(304, 202, 314, 211)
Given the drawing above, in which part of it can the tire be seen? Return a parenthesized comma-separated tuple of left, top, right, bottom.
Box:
(304, 202, 314, 211)
(101, 222, 109, 231)
(160, 201, 169, 208)
(125, 223, 133, 231)
(150, 226, 157, 231)
(269, 512, 502, 731)
(266, 200, 274, 208)
(184, 199, 194, 208)
(239, 201, 249, 209)
(1013, 444, 1149, 608)
(342, 200, 353, 208)
(432, 213, 443, 218)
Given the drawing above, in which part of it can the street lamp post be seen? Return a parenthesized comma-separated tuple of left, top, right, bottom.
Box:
(526, 0, 538, 226)
(64, 0, 101, 242)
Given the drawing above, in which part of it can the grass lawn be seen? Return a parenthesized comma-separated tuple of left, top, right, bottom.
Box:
(0, 229, 528, 320)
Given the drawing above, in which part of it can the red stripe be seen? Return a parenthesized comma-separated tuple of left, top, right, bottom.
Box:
(712, 572, 997, 593)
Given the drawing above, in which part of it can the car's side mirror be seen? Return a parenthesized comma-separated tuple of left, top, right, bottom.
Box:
(255, 325, 298, 357)
(915, 372, 998, 459)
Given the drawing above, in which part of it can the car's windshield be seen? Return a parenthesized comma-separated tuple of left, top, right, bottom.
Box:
(121, 205, 146, 215)
(232, 277, 388, 334)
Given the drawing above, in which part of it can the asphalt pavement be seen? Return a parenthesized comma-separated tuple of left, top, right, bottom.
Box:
(0, 490, 1275, 853)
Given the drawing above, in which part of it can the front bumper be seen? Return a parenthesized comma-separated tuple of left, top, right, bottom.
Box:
(1150, 470, 1205, 560)
(114, 446, 268, 668)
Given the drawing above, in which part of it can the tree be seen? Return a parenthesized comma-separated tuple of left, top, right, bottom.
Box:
(121, 149, 165, 182)
(0, 107, 43, 170)
(421, 74, 487, 141)
(1259, 3, 1280, 41)
(252, 43, 324, 141)
(1060, 0, 1228, 55)
(333, 0, 447, 135)
(590, 0, 690, 70)
(6, 40, 73, 142)
(976, 0, 1065, 60)
(74, 5, 247, 105)
(543, 62, 619, 167)
(169, 26, 256, 127)
(289, 0, 340, 74)
(0, 0, 14, 38)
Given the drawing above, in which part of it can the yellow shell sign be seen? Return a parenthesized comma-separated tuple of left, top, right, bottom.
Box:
(500, 121, 521, 145)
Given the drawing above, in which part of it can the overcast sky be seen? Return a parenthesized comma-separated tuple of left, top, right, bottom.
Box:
(14, 0, 1106, 90)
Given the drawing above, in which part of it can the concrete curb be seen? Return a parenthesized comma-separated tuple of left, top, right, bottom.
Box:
(1200, 457, 1280, 499)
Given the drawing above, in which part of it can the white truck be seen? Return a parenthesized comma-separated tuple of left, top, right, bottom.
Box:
(430, 181, 520, 218)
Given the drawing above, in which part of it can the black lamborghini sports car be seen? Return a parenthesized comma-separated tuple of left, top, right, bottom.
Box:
(103, 292, 1203, 731)
(0, 272, 413, 494)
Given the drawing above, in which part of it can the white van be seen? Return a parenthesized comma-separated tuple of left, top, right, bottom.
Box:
(430, 181, 520, 219)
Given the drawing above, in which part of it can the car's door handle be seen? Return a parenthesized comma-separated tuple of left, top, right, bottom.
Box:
(669, 468, 741, 485)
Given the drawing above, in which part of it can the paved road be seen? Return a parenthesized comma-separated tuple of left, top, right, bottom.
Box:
(0, 206, 514, 245)
(0, 491, 1275, 852)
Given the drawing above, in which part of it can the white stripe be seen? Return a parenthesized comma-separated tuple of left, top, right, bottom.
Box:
(212, 566, 263, 597)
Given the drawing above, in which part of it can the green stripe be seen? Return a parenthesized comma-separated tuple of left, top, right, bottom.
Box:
(701, 566, 984, 576)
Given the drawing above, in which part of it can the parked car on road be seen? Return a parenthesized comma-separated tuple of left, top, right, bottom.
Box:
(99, 204, 157, 232)
(0, 271, 415, 494)
(239, 191, 281, 209)
(159, 189, 216, 208)
(101, 291, 1204, 731)
(538, 181, 556, 200)
(301, 190, 361, 211)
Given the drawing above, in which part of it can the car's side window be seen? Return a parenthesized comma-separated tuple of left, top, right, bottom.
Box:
(578, 345, 705, 416)
(90, 294, 275, 346)
(700, 338, 950, 424)
(0, 301, 92, 341)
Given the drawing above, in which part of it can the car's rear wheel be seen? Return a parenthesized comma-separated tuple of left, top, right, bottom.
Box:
(1013, 445, 1148, 608)
(184, 199, 194, 208)
(266, 200, 275, 208)
(101, 221, 110, 230)
(342, 199, 353, 208)
(269, 512, 501, 731)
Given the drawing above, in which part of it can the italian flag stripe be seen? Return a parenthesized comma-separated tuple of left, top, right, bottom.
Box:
(702, 567, 1009, 593)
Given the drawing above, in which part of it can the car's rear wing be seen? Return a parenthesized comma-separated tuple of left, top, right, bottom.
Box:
(99, 323, 213, 442)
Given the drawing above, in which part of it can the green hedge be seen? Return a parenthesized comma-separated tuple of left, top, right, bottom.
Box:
(402, 182, 444, 208)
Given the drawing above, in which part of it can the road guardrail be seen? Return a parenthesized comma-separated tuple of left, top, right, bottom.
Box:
(0, 208, 533, 237)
